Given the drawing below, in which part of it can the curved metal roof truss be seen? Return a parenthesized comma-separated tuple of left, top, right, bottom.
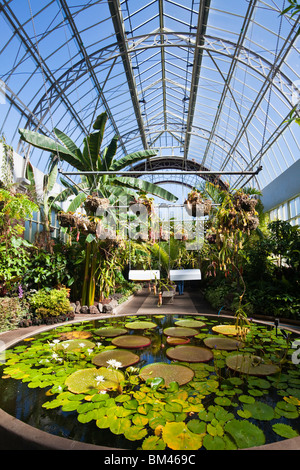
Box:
(0, 0, 299, 192)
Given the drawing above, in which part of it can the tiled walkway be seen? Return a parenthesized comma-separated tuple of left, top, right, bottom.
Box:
(112, 283, 218, 316)
(133, 290, 205, 315)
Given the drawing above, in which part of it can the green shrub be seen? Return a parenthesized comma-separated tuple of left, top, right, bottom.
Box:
(29, 288, 72, 318)
(0, 297, 26, 331)
(204, 283, 232, 310)
(0, 237, 32, 294)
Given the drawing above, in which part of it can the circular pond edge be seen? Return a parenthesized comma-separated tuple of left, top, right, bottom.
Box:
(0, 310, 300, 451)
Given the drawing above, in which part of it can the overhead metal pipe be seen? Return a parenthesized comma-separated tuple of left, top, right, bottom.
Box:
(59, 166, 262, 176)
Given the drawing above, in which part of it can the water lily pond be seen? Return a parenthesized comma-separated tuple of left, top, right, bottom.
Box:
(0, 314, 300, 450)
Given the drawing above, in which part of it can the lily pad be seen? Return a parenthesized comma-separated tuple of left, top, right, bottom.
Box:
(212, 325, 250, 336)
(174, 319, 206, 329)
(275, 401, 299, 418)
(226, 354, 280, 376)
(224, 419, 265, 449)
(65, 367, 124, 394)
(94, 327, 128, 338)
(166, 345, 213, 363)
(110, 416, 131, 435)
(142, 436, 166, 450)
(125, 321, 157, 330)
(166, 336, 190, 345)
(163, 327, 199, 338)
(112, 335, 151, 349)
(204, 337, 245, 351)
(272, 423, 299, 439)
(54, 339, 95, 352)
(243, 401, 275, 421)
(139, 362, 194, 386)
(58, 331, 92, 340)
(92, 349, 140, 368)
(203, 434, 226, 450)
(162, 421, 204, 450)
(124, 425, 148, 441)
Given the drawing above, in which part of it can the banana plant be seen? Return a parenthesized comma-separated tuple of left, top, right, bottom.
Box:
(18, 112, 177, 204)
(25, 160, 60, 253)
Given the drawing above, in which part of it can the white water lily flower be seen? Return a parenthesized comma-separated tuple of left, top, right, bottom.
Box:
(95, 375, 105, 383)
(106, 359, 122, 369)
(52, 353, 62, 362)
(79, 343, 86, 348)
(86, 348, 93, 355)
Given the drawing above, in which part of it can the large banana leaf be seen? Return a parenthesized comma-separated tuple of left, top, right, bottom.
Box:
(101, 135, 119, 171)
(106, 185, 136, 201)
(51, 185, 77, 205)
(25, 161, 35, 186)
(67, 192, 87, 212)
(115, 176, 177, 202)
(86, 112, 108, 168)
(60, 178, 79, 195)
(92, 112, 108, 132)
(18, 128, 85, 171)
(43, 162, 58, 193)
(82, 138, 96, 174)
(53, 128, 82, 159)
(88, 131, 103, 168)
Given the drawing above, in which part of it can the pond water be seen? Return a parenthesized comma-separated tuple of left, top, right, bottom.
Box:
(0, 314, 299, 450)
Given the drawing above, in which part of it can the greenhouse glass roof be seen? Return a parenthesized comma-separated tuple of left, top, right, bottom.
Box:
(0, 0, 299, 193)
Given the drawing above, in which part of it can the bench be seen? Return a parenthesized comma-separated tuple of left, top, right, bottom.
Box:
(162, 290, 175, 304)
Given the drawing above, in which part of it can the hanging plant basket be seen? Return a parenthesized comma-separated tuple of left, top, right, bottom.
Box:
(87, 219, 97, 234)
(159, 228, 169, 241)
(75, 215, 91, 233)
(205, 232, 217, 244)
(246, 215, 259, 231)
(130, 195, 154, 216)
(84, 195, 109, 213)
(233, 192, 258, 212)
(184, 190, 211, 217)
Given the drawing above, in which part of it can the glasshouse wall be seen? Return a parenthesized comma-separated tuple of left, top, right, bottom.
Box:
(0, 141, 67, 242)
(261, 159, 300, 226)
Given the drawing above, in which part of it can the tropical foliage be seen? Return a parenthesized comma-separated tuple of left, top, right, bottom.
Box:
(200, 182, 299, 320)
(25, 160, 60, 252)
(18, 111, 177, 306)
(18, 112, 177, 204)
